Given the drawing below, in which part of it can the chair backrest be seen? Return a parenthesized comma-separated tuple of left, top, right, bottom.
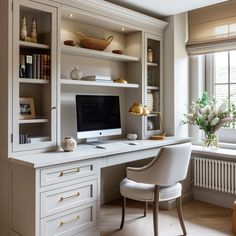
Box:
(127, 142, 192, 186)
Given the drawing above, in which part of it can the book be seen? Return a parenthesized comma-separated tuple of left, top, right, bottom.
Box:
(27, 135, 50, 143)
(32, 54, 37, 79)
(82, 75, 112, 82)
(25, 55, 32, 78)
(36, 54, 40, 79)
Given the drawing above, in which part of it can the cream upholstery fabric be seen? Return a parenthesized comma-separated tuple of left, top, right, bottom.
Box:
(126, 142, 191, 186)
(120, 178, 182, 202)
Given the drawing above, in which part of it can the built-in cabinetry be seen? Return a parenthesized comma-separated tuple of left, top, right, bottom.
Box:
(12, 0, 58, 152)
(144, 33, 162, 137)
(0, 0, 168, 235)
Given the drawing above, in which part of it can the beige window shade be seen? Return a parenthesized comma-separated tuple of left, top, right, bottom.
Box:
(187, 0, 236, 55)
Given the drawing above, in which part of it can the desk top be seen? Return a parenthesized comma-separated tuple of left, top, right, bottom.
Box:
(9, 137, 190, 168)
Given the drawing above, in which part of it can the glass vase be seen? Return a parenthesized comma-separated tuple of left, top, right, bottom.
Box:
(203, 133, 218, 150)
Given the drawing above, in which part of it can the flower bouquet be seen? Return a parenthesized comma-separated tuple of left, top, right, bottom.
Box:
(183, 92, 236, 148)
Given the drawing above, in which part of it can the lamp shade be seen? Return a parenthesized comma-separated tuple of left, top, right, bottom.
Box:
(129, 102, 143, 116)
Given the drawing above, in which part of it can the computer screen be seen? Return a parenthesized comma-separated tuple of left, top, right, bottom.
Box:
(75, 95, 121, 140)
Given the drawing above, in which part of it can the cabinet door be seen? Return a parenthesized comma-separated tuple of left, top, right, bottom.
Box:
(12, 0, 57, 152)
(144, 33, 163, 137)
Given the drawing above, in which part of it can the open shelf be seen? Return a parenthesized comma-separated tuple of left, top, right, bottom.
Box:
(61, 45, 140, 62)
(19, 41, 50, 49)
(60, 79, 139, 88)
(147, 62, 159, 67)
(147, 86, 159, 90)
(19, 78, 50, 84)
(19, 118, 49, 124)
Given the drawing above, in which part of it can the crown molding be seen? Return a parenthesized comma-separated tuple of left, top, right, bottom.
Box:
(51, 0, 168, 35)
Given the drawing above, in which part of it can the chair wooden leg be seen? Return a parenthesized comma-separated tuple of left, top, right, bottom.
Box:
(120, 197, 126, 230)
(144, 202, 148, 217)
(153, 185, 159, 236)
(176, 196, 187, 235)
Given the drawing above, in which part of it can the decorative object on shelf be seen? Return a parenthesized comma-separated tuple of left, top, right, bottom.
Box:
(183, 92, 236, 149)
(64, 40, 77, 46)
(61, 136, 77, 152)
(30, 18, 37, 43)
(113, 78, 127, 84)
(147, 119, 154, 130)
(150, 111, 166, 139)
(19, 97, 35, 119)
(112, 49, 124, 54)
(151, 135, 165, 140)
(147, 70, 153, 86)
(82, 75, 112, 82)
(77, 32, 113, 51)
(129, 102, 150, 116)
(127, 133, 138, 140)
(147, 47, 153, 63)
(19, 55, 25, 78)
(70, 67, 83, 80)
(20, 16, 27, 41)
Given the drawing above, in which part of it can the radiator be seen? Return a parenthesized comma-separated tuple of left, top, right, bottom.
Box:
(194, 157, 236, 194)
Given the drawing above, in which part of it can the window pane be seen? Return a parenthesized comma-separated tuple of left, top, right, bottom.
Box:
(230, 50, 236, 82)
(215, 84, 228, 101)
(230, 84, 236, 104)
(214, 51, 228, 83)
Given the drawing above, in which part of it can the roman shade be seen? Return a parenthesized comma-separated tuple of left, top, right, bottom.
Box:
(187, 0, 236, 55)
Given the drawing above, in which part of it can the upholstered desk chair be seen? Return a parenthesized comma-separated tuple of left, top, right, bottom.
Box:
(120, 142, 191, 236)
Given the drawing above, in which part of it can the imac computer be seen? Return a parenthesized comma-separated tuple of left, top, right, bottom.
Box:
(75, 95, 121, 142)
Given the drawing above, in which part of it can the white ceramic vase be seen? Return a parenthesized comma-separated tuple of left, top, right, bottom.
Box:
(70, 67, 83, 80)
(61, 136, 77, 152)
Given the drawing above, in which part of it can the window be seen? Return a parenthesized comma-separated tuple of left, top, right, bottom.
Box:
(213, 51, 236, 105)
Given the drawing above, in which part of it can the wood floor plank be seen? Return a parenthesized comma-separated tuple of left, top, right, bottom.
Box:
(100, 200, 234, 236)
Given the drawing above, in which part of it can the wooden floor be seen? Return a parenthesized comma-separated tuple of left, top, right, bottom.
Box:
(100, 200, 234, 236)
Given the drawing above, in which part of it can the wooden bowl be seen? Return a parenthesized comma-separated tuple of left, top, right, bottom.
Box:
(64, 40, 77, 46)
(112, 49, 124, 54)
(77, 32, 113, 51)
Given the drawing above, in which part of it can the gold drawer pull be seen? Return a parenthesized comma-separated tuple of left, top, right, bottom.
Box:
(59, 168, 80, 177)
(60, 215, 79, 226)
(59, 192, 80, 202)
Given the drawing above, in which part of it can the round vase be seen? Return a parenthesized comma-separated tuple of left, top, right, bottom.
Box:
(127, 133, 138, 140)
(61, 136, 77, 152)
(70, 67, 83, 80)
(203, 133, 218, 150)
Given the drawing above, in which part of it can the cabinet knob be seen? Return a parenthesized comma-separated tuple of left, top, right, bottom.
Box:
(51, 106, 56, 110)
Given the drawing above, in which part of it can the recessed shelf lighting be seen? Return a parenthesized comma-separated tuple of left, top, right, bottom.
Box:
(69, 13, 73, 18)
(121, 27, 125, 32)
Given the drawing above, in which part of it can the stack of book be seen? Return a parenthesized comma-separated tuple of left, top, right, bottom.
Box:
(82, 75, 112, 82)
(19, 54, 50, 80)
(19, 133, 29, 144)
(147, 92, 153, 111)
(152, 91, 160, 112)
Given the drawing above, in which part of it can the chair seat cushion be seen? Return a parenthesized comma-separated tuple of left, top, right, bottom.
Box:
(120, 178, 182, 202)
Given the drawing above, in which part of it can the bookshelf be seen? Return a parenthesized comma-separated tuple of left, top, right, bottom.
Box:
(144, 33, 162, 137)
(12, 0, 57, 150)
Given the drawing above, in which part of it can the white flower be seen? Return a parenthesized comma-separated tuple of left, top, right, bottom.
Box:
(201, 105, 211, 115)
(210, 117, 220, 126)
(208, 113, 214, 122)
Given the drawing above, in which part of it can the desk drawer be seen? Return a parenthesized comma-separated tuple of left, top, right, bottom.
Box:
(40, 160, 98, 187)
(41, 179, 97, 218)
(41, 202, 97, 236)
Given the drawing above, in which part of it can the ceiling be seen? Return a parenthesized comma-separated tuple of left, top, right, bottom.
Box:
(105, 0, 228, 18)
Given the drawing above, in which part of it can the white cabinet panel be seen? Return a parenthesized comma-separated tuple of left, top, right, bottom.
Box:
(41, 179, 97, 217)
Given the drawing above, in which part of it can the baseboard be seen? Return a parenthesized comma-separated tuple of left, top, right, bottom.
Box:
(159, 191, 193, 210)
(193, 187, 235, 209)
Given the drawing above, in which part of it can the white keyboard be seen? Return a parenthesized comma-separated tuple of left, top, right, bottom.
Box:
(96, 142, 137, 149)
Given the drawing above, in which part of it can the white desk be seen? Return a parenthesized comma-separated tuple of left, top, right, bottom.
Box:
(9, 137, 190, 236)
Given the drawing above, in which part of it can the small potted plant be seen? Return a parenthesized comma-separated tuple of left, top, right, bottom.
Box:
(183, 92, 236, 149)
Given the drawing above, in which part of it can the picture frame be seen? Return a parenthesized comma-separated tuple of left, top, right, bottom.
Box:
(19, 97, 35, 119)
